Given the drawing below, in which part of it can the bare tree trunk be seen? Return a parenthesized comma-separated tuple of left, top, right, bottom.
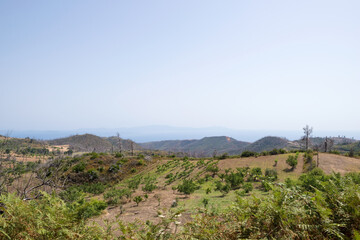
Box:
(303, 125, 313, 151)
(117, 132, 122, 154)
(131, 142, 134, 156)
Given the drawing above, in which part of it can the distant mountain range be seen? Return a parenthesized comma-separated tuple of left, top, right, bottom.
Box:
(4, 130, 359, 156)
(4, 126, 360, 143)
(139, 135, 359, 157)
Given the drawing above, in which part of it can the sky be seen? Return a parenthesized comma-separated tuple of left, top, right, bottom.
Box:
(1, 0, 360, 133)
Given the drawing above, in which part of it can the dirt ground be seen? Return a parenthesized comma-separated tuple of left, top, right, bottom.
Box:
(93, 187, 192, 234)
(92, 153, 360, 233)
(317, 153, 360, 174)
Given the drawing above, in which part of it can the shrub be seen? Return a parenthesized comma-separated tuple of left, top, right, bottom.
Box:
(269, 148, 279, 155)
(215, 181, 231, 196)
(104, 188, 132, 205)
(265, 168, 278, 181)
(142, 182, 157, 192)
(0, 193, 106, 239)
(59, 187, 85, 202)
(72, 161, 86, 173)
(286, 153, 299, 170)
(87, 168, 99, 181)
(128, 175, 143, 190)
(304, 151, 313, 163)
(90, 152, 99, 160)
(202, 198, 209, 208)
(108, 164, 120, 173)
(206, 164, 219, 177)
(241, 151, 257, 158)
(73, 199, 107, 220)
(299, 168, 327, 191)
(218, 153, 229, 160)
(250, 167, 262, 181)
(177, 179, 199, 196)
(137, 159, 145, 166)
(165, 173, 174, 179)
(225, 172, 244, 189)
(274, 159, 278, 166)
(80, 182, 107, 195)
(261, 180, 272, 192)
(243, 182, 253, 193)
(133, 196, 143, 206)
(182, 176, 360, 239)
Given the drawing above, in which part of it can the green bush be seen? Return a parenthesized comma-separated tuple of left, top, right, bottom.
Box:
(0, 192, 105, 239)
(142, 182, 157, 192)
(104, 188, 132, 205)
(225, 172, 244, 189)
(286, 153, 299, 170)
(165, 173, 174, 179)
(128, 175, 143, 190)
(87, 168, 99, 180)
(243, 182, 253, 193)
(72, 161, 86, 173)
(73, 199, 107, 220)
(133, 196, 143, 206)
(241, 151, 257, 158)
(80, 182, 107, 195)
(206, 164, 219, 177)
(265, 168, 278, 181)
(177, 179, 199, 195)
(108, 164, 120, 173)
(250, 167, 262, 181)
(218, 153, 229, 160)
(90, 152, 99, 160)
(183, 172, 360, 239)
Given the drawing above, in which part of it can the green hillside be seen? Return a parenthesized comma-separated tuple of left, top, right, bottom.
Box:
(48, 134, 141, 153)
(140, 136, 250, 156)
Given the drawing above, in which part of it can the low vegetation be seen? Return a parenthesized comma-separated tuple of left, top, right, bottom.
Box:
(1, 132, 360, 239)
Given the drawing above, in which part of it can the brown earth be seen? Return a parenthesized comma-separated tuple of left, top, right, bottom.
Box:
(93, 153, 360, 233)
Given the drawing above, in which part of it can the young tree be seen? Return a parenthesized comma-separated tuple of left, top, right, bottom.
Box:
(177, 179, 198, 197)
(206, 164, 219, 177)
(302, 125, 313, 151)
(202, 198, 209, 208)
(154, 194, 161, 206)
(243, 182, 253, 193)
(286, 153, 299, 170)
(133, 196, 143, 206)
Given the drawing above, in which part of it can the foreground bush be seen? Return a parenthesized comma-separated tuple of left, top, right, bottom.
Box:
(183, 172, 360, 240)
(0, 192, 106, 239)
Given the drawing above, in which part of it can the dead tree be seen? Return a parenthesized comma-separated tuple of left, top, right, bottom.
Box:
(131, 142, 134, 156)
(324, 137, 328, 152)
(19, 158, 69, 200)
(213, 150, 217, 158)
(117, 132, 122, 154)
(302, 125, 313, 151)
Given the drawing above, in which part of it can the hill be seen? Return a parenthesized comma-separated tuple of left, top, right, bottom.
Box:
(243, 136, 297, 152)
(140, 136, 250, 156)
(141, 136, 298, 156)
(48, 134, 141, 153)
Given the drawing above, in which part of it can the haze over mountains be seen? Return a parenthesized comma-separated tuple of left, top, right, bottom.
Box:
(33, 132, 359, 157)
(2, 126, 360, 143)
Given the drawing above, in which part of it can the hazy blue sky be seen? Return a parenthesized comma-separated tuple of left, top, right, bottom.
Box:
(1, 0, 359, 132)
